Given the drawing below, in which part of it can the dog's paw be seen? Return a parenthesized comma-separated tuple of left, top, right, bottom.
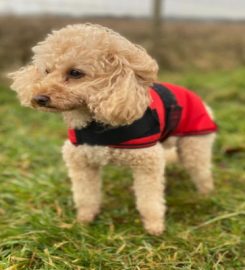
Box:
(144, 220, 165, 236)
(197, 182, 214, 195)
(76, 208, 99, 224)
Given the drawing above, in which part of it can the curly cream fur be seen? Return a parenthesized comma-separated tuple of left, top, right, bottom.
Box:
(9, 24, 216, 235)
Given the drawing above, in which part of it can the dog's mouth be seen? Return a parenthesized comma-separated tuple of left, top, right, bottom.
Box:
(38, 106, 61, 112)
(32, 104, 60, 112)
(32, 103, 77, 113)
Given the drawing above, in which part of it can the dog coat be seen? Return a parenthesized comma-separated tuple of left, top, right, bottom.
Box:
(68, 83, 217, 149)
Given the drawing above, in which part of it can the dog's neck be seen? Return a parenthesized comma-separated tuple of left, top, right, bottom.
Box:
(62, 107, 92, 129)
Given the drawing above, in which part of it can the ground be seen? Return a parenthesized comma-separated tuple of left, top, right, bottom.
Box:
(0, 68, 245, 269)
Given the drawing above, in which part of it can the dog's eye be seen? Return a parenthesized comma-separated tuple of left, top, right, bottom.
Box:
(68, 69, 85, 79)
(45, 69, 50, 74)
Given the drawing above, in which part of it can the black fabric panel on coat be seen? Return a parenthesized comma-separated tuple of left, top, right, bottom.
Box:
(152, 84, 182, 141)
(74, 108, 160, 145)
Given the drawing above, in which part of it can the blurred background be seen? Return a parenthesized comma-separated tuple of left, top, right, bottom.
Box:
(0, 0, 245, 79)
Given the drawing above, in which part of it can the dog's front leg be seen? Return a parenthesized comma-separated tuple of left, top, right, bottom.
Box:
(62, 141, 102, 223)
(130, 144, 166, 235)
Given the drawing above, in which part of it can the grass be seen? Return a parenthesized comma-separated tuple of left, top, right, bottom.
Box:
(0, 68, 245, 269)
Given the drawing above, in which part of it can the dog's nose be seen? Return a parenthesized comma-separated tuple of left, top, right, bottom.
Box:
(32, 95, 50, 107)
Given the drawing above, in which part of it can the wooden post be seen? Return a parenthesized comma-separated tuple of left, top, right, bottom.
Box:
(152, 0, 163, 59)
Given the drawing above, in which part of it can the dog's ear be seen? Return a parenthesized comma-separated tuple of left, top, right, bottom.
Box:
(89, 50, 158, 126)
(124, 44, 159, 85)
(8, 65, 40, 106)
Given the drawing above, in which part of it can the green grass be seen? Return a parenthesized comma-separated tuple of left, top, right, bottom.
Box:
(0, 68, 245, 270)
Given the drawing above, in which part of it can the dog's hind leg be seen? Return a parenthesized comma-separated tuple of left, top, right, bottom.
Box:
(177, 134, 216, 195)
(130, 144, 166, 235)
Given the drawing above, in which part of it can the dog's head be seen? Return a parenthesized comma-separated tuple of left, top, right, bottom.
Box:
(9, 24, 158, 126)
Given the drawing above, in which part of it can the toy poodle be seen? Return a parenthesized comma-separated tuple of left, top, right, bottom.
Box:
(9, 24, 217, 235)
